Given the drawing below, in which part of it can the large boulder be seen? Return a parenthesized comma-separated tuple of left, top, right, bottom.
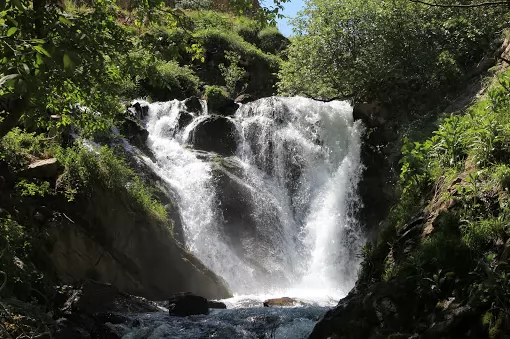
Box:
(210, 158, 290, 287)
(45, 181, 231, 301)
(168, 293, 209, 317)
(54, 280, 158, 339)
(20, 158, 60, 180)
(184, 97, 203, 115)
(187, 116, 239, 156)
(177, 110, 194, 131)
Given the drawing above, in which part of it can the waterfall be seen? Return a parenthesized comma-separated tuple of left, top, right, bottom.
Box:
(137, 96, 364, 300)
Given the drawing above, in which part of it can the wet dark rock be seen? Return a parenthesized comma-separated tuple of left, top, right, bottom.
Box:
(207, 96, 238, 117)
(130, 102, 150, 120)
(168, 293, 209, 317)
(121, 117, 149, 147)
(46, 180, 231, 301)
(208, 300, 227, 309)
(177, 110, 194, 131)
(235, 94, 255, 105)
(187, 116, 239, 156)
(19, 158, 60, 180)
(54, 281, 158, 339)
(184, 97, 203, 115)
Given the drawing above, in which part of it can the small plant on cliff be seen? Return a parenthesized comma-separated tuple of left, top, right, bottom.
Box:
(57, 145, 167, 222)
(205, 85, 230, 108)
(219, 51, 248, 97)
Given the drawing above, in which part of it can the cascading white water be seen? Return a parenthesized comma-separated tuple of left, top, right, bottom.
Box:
(137, 96, 364, 302)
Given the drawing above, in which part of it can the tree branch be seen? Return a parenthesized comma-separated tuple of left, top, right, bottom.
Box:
(409, 0, 510, 7)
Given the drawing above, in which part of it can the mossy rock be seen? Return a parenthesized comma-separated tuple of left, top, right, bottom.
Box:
(204, 86, 237, 116)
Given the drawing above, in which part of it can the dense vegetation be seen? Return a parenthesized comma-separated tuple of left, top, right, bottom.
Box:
(276, 0, 510, 337)
(0, 0, 287, 336)
(278, 0, 507, 111)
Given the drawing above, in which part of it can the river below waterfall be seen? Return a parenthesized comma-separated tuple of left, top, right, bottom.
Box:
(120, 96, 364, 338)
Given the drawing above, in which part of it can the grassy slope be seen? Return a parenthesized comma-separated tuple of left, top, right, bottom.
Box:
(357, 64, 510, 337)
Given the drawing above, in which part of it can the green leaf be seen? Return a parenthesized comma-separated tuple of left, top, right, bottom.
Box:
(21, 63, 29, 75)
(35, 53, 44, 66)
(7, 27, 17, 37)
(0, 0, 6, 11)
(0, 73, 20, 87)
(63, 53, 74, 71)
(58, 16, 73, 26)
(33, 45, 51, 57)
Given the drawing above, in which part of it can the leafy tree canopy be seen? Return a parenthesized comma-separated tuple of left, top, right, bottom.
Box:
(277, 0, 508, 108)
(0, 0, 286, 139)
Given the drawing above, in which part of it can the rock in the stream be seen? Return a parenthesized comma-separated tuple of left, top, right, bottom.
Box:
(168, 293, 209, 316)
(187, 116, 239, 156)
(235, 94, 255, 105)
(54, 280, 159, 339)
(19, 158, 60, 179)
(177, 110, 194, 131)
(207, 94, 238, 116)
(129, 101, 150, 120)
(122, 117, 149, 145)
(263, 297, 300, 307)
(184, 96, 203, 114)
(208, 300, 227, 309)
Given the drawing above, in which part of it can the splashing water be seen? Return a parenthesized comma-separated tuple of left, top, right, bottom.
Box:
(136, 97, 364, 303)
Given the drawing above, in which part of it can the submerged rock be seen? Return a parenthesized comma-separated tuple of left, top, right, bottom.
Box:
(168, 293, 209, 317)
(187, 116, 239, 156)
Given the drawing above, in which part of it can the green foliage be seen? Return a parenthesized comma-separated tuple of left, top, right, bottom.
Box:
(278, 0, 506, 104)
(0, 215, 52, 302)
(146, 61, 199, 101)
(257, 26, 288, 54)
(195, 28, 280, 66)
(175, 0, 213, 10)
(15, 179, 51, 197)
(363, 68, 510, 336)
(0, 0, 131, 136)
(0, 128, 48, 169)
(219, 51, 247, 97)
(205, 85, 229, 108)
(56, 145, 167, 221)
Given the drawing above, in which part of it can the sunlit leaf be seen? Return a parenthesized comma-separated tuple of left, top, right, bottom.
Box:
(33, 45, 51, 57)
(7, 27, 17, 37)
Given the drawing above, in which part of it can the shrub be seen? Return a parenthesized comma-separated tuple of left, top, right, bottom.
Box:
(0, 128, 51, 170)
(257, 26, 289, 54)
(56, 145, 167, 221)
(145, 61, 199, 101)
(234, 16, 263, 44)
(218, 51, 248, 97)
(195, 28, 280, 67)
(186, 10, 233, 31)
(205, 85, 229, 111)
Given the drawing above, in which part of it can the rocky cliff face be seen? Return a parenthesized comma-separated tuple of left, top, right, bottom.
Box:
(46, 182, 231, 300)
